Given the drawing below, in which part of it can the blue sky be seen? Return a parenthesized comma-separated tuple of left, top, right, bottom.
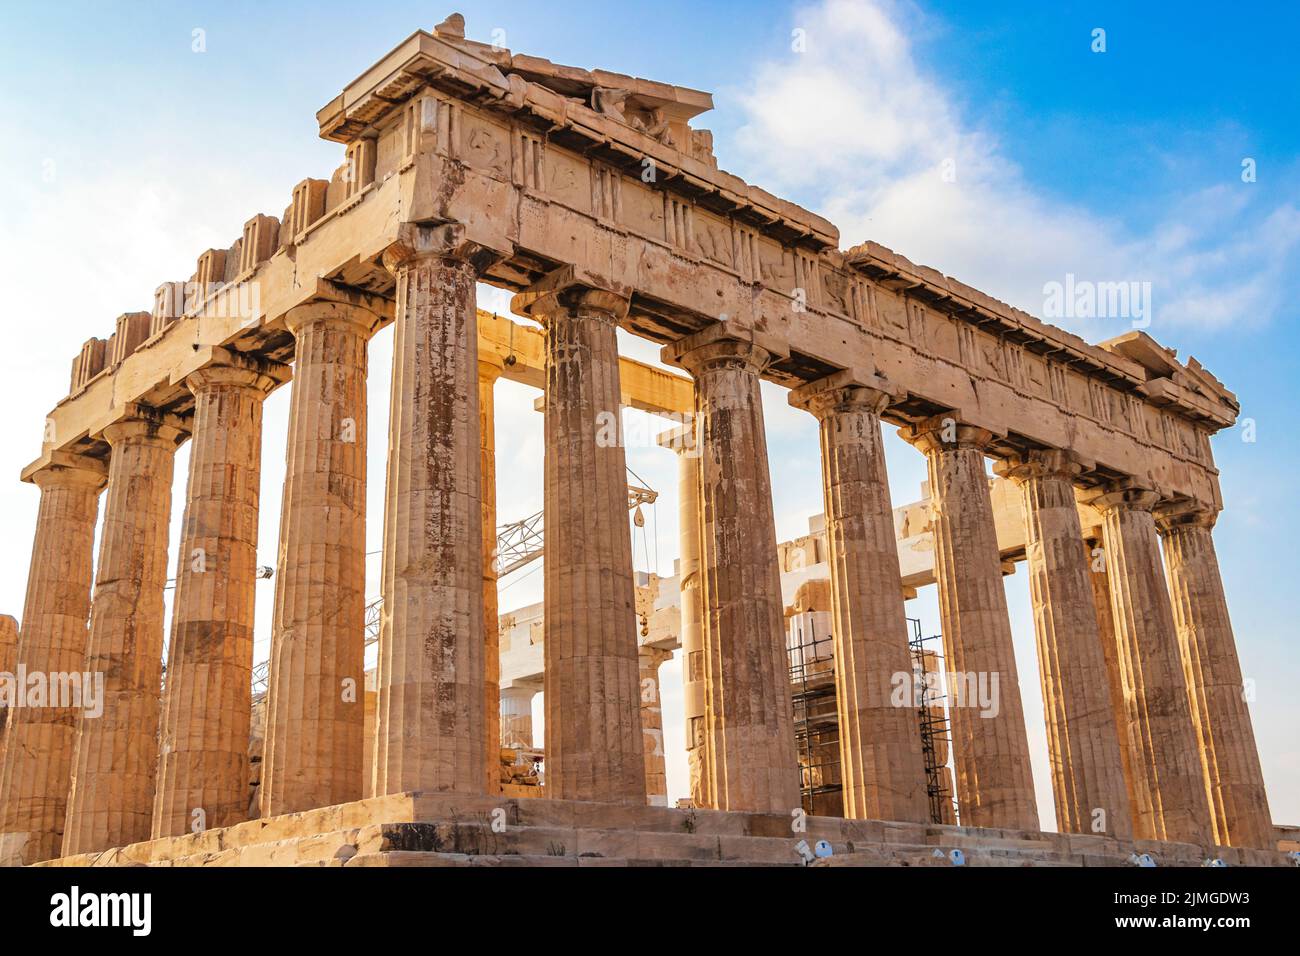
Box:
(0, 1, 1295, 829)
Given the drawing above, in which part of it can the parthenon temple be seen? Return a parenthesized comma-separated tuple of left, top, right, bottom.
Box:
(0, 15, 1287, 867)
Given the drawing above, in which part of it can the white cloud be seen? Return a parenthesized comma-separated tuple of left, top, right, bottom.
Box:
(730, 0, 1300, 335)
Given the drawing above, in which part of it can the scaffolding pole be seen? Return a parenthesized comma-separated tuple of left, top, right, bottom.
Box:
(908, 618, 958, 825)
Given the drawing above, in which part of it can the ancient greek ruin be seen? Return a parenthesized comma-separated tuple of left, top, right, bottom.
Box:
(0, 14, 1289, 867)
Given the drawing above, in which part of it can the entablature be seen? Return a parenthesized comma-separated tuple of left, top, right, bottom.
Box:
(27, 17, 1239, 513)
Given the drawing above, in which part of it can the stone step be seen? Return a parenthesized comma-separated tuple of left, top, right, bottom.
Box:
(41, 790, 1289, 867)
(75, 814, 1202, 867)
(426, 792, 931, 845)
(354, 820, 1086, 868)
(407, 802, 1076, 858)
(816, 841, 1076, 867)
(345, 851, 794, 868)
(354, 820, 814, 865)
(421, 794, 1071, 854)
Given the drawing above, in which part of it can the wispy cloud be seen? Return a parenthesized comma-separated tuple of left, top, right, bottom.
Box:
(729, 0, 1300, 335)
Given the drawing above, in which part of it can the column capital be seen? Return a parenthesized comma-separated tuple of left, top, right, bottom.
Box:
(788, 367, 900, 419)
(510, 265, 632, 326)
(184, 347, 290, 396)
(511, 289, 628, 326)
(478, 350, 506, 384)
(638, 644, 673, 668)
(285, 299, 384, 338)
(1154, 499, 1219, 534)
(898, 411, 997, 455)
(380, 222, 503, 276)
(994, 448, 1091, 486)
(660, 322, 789, 378)
(656, 422, 697, 457)
(101, 404, 188, 449)
(28, 450, 109, 492)
(575, 288, 630, 322)
(1086, 479, 1162, 515)
(500, 683, 539, 702)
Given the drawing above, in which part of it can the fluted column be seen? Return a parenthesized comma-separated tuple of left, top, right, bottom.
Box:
(152, 354, 284, 838)
(639, 645, 672, 807)
(1092, 483, 1213, 845)
(0, 616, 15, 675)
(499, 686, 536, 749)
(790, 372, 929, 823)
(900, 414, 1038, 830)
(374, 227, 486, 795)
(0, 454, 106, 866)
(1156, 502, 1271, 848)
(658, 424, 710, 808)
(361, 678, 377, 799)
(63, 409, 184, 856)
(479, 354, 504, 794)
(664, 327, 799, 814)
(999, 451, 1131, 838)
(260, 301, 380, 817)
(513, 284, 645, 805)
(0, 616, 16, 767)
(1083, 534, 1140, 815)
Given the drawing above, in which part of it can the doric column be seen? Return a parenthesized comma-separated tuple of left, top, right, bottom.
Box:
(0, 616, 15, 676)
(260, 300, 381, 817)
(658, 425, 710, 808)
(0, 616, 16, 765)
(374, 226, 487, 796)
(479, 354, 504, 794)
(1156, 502, 1272, 848)
(512, 281, 645, 805)
(1083, 534, 1141, 818)
(499, 686, 536, 749)
(663, 326, 799, 814)
(998, 451, 1132, 838)
(361, 677, 377, 799)
(1091, 482, 1213, 845)
(0, 453, 106, 866)
(63, 408, 185, 856)
(152, 353, 285, 839)
(789, 371, 929, 823)
(639, 645, 672, 807)
(899, 414, 1038, 831)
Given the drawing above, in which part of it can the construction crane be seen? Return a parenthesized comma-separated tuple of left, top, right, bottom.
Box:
(251, 471, 656, 700)
(495, 482, 657, 577)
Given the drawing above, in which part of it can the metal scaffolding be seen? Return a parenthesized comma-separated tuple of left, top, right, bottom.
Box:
(788, 613, 841, 815)
(908, 619, 957, 825)
(787, 613, 956, 823)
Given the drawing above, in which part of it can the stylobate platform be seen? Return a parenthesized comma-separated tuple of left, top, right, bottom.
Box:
(37, 792, 1292, 868)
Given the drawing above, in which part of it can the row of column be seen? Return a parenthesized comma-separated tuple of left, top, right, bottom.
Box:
(0, 230, 672, 863)
(659, 331, 1268, 849)
(0, 256, 1273, 862)
(0, 228, 484, 861)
